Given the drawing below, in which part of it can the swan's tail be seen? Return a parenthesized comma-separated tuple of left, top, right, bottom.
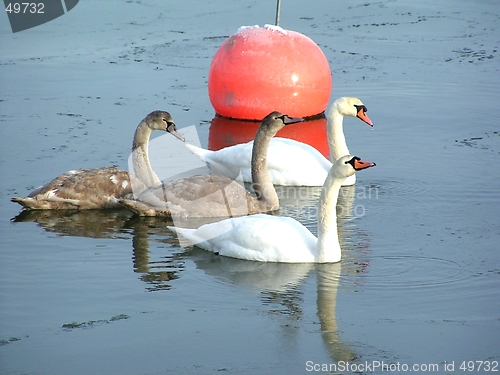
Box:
(184, 143, 212, 163)
(168, 225, 207, 248)
(11, 197, 37, 209)
(11, 196, 81, 210)
(184, 142, 243, 180)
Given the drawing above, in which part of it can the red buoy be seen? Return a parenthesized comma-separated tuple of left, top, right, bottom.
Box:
(208, 25, 332, 120)
(208, 115, 329, 157)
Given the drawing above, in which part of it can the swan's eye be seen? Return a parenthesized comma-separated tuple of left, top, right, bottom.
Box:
(354, 104, 367, 113)
(346, 156, 360, 165)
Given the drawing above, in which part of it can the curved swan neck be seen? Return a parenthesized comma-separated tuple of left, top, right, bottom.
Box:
(315, 172, 343, 263)
(327, 107, 349, 162)
(251, 128, 279, 210)
(131, 121, 161, 188)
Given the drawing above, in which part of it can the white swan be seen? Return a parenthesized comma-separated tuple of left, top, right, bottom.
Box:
(11, 111, 184, 210)
(185, 97, 373, 187)
(169, 155, 375, 263)
(119, 112, 303, 217)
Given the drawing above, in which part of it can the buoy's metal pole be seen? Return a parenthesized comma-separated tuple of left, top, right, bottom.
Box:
(275, 0, 281, 26)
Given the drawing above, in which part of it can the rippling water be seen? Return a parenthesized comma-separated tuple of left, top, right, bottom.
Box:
(1, 0, 499, 374)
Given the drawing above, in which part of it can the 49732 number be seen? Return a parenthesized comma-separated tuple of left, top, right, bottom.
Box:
(460, 360, 498, 372)
(5, 3, 45, 14)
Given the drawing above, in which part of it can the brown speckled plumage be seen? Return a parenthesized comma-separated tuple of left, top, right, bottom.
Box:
(121, 174, 272, 218)
(11, 167, 132, 210)
(11, 110, 183, 210)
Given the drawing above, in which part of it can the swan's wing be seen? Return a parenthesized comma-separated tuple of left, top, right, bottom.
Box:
(264, 138, 332, 186)
(184, 143, 245, 179)
(187, 138, 332, 186)
(207, 138, 332, 186)
(268, 138, 331, 168)
(201, 142, 254, 181)
(205, 160, 244, 181)
(171, 214, 317, 263)
(12, 167, 131, 210)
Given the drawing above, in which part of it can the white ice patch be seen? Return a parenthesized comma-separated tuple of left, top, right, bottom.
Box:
(236, 24, 288, 37)
(237, 25, 259, 33)
(264, 24, 288, 35)
(110, 175, 119, 185)
(122, 180, 129, 189)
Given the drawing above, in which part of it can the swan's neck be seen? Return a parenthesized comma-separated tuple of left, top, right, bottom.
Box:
(327, 109, 349, 162)
(131, 122, 161, 188)
(251, 129, 279, 210)
(315, 173, 343, 263)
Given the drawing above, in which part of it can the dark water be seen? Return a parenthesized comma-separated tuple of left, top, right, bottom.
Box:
(1, 0, 499, 374)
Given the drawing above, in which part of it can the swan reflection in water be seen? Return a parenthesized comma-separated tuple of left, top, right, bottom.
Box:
(188, 250, 357, 362)
(11, 209, 133, 239)
(11, 183, 370, 362)
(11, 210, 185, 292)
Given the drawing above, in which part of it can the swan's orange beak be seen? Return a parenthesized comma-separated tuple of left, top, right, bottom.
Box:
(356, 107, 373, 127)
(350, 157, 376, 171)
